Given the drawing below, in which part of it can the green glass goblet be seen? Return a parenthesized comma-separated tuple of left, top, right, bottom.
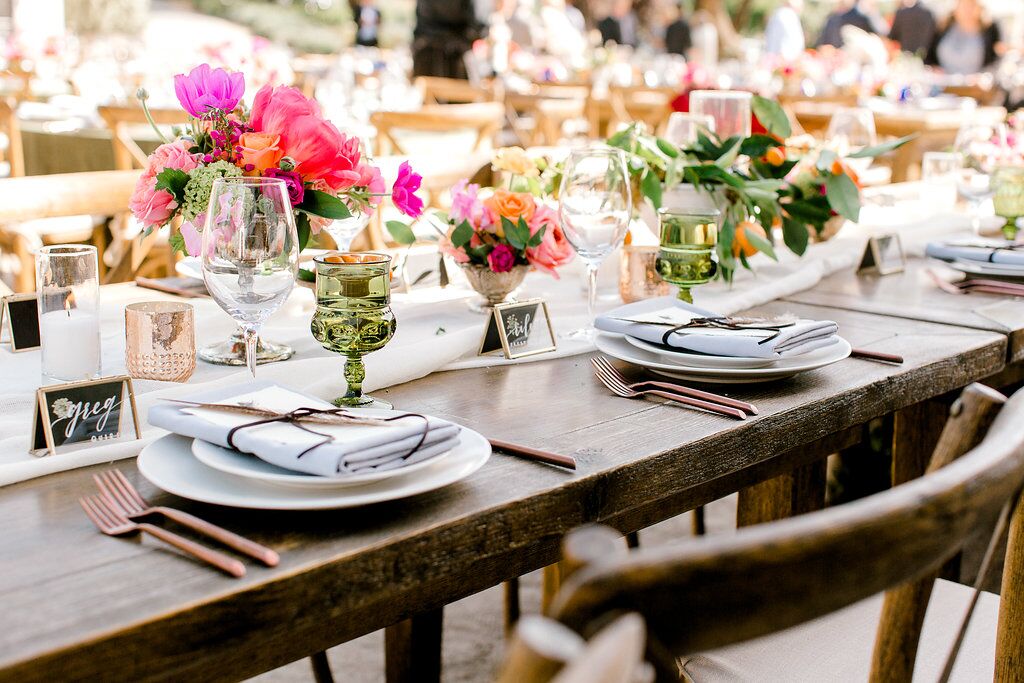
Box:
(655, 208, 720, 304)
(993, 166, 1024, 241)
(311, 253, 397, 408)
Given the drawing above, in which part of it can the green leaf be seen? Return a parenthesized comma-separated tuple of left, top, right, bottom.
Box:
(751, 95, 791, 139)
(505, 216, 531, 250)
(715, 137, 742, 169)
(299, 190, 352, 219)
(169, 231, 187, 255)
(527, 224, 546, 248)
(782, 213, 810, 256)
(450, 220, 473, 248)
(846, 134, 916, 159)
(744, 226, 777, 260)
(297, 267, 316, 282)
(784, 199, 833, 223)
(641, 169, 662, 209)
(816, 149, 838, 173)
(386, 220, 417, 245)
(825, 172, 861, 223)
(655, 137, 679, 158)
(296, 212, 311, 252)
(155, 168, 189, 202)
(739, 134, 782, 159)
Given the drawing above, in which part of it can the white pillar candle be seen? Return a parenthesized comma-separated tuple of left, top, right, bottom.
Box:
(40, 309, 101, 381)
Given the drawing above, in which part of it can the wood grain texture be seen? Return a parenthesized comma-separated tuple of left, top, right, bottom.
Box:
(385, 609, 443, 683)
(551, 385, 1024, 660)
(0, 302, 1007, 682)
(997, 492, 1024, 679)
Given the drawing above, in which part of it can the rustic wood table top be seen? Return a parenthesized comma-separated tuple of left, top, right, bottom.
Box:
(783, 257, 1024, 364)
(0, 299, 1007, 682)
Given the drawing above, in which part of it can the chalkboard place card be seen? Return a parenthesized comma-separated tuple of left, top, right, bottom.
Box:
(1, 293, 40, 351)
(858, 233, 905, 276)
(478, 298, 557, 360)
(31, 376, 141, 456)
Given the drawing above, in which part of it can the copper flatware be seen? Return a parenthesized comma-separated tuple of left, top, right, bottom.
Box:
(591, 358, 746, 420)
(80, 495, 246, 578)
(925, 268, 968, 295)
(592, 356, 758, 416)
(489, 439, 576, 470)
(94, 469, 279, 567)
(850, 348, 904, 364)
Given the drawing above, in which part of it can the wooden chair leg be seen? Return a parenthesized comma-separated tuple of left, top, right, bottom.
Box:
(692, 506, 706, 536)
(625, 531, 640, 548)
(385, 608, 443, 683)
(541, 563, 561, 615)
(309, 650, 334, 683)
(504, 578, 521, 632)
(997, 491, 1024, 677)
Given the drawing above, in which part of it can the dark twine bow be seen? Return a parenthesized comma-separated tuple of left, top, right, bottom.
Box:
(610, 315, 796, 346)
(164, 400, 431, 467)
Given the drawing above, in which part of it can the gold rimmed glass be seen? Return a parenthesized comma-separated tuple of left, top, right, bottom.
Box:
(655, 208, 719, 304)
(311, 252, 396, 408)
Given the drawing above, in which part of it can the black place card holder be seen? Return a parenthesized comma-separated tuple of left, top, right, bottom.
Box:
(858, 233, 905, 276)
(1, 293, 40, 351)
(478, 298, 557, 360)
(31, 376, 141, 456)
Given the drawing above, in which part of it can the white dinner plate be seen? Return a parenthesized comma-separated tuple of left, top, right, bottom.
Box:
(138, 431, 490, 510)
(947, 259, 1024, 280)
(623, 335, 775, 369)
(191, 437, 453, 490)
(595, 332, 851, 384)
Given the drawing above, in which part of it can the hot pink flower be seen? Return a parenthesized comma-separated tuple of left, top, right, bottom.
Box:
(129, 176, 178, 231)
(526, 204, 574, 277)
(488, 243, 517, 273)
(174, 64, 244, 117)
(264, 168, 305, 206)
(391, 161, 423, 218)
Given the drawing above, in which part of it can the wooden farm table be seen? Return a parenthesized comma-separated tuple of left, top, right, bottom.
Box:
(791, 102, 1007, 182)
(0, 298, 1006, 682)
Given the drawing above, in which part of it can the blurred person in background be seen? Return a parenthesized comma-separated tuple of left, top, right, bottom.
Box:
(413, 0, 489, 78)
(816, 0, 877, 48)
(689, 9, 718, 66)
(927, 0, 1002, 74)
(764, 0, 805, 61)
(598, 0, 640, 47)
(664, 3, 692, 57)
(351, 0, 381, 48)
(564, 0, 587, 34)
(888, 0, 938, 56)
(541, 0, 588, 60)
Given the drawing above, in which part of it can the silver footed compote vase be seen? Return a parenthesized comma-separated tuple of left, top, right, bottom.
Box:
(459, 263, 530, 312)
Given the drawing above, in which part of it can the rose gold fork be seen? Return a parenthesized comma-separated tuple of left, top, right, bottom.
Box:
(591, 358, 746, 419)
(95, 469, 279, 567)
(592, 356, 758, 415)
(80, 494, 246, 577)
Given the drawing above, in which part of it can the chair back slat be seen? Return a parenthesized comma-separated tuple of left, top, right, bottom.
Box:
(97, 105, 188, 170)
(370, 102, 505, 156)
(552, 384, 1024, 663)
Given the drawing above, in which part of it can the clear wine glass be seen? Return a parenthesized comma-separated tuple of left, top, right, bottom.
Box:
(558, 147, 632, 340)
(826, 107, 876, 174)
(201, 177, 299, 378)
(323, 211, 371, 252)
(954, 122, 1008, 234)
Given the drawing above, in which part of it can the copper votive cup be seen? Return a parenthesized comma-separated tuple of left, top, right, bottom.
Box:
(125, 301, 196, 382)
(619, 244, 671, 303)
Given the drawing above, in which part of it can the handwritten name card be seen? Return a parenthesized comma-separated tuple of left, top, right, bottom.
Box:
(31, 376, 141, 456)
(479, 298, 557, 360)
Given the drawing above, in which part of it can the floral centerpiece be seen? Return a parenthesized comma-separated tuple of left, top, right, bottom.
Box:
(602, 96, 910, 281)
(388, 147, 574, 307)
(128, 64, 422, 262)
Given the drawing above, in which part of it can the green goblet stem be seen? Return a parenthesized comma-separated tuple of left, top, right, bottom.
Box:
(336, 355, 369, 407)
(677, 287, 694, 303)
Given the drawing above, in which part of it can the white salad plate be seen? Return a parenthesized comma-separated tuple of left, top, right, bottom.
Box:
(947, 259, 1024, 279)
(595, 332, 851, 384)
(190, 437, 453, 490)
(137, 431, 490, 510)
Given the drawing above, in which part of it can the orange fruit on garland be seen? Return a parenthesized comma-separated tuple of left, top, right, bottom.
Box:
(732, 220, 768, 258)
(763, 147, 786, 166)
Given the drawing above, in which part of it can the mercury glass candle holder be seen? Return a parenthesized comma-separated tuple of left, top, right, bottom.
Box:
(125, 302, 196, 382)
(311, 253, 396, 408)
(36, 244, 101, 383)
(655, 209, 720, 304)
(619, 244, 671, 303)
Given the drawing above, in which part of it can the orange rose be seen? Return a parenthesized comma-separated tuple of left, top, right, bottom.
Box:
(238, 132, 284, 173)
(484, 189, 536, 225)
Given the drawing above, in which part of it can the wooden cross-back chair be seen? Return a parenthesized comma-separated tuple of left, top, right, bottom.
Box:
(604, 86, 675, 137)
(414, 76, 495, 105)
(97, 105, 189, 171)
(0, 171, 140, 292)
(370, 102, 505, 157)
(548, 383, 1024, 682)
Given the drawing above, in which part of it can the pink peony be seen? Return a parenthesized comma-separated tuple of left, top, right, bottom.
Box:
(450, 179, 481, 225)
(391, 161, 423, 218)
(129, 176, 177, 231)
(142, 141, 201, 182)
(487, 243, 516, 273)
(249, 85, 363, 189)
(526, 204, 574, 277)
(174, 64, 244, 118)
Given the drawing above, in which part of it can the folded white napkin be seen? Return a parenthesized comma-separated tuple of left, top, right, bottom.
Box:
(926, 240, 1024, 267)
(595, 297, 839, 359)
(148, 382, 460, 478)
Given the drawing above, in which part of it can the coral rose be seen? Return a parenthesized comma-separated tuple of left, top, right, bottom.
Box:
(129, 177, 177, 231)
(526, 204, 574, 277)
(238, 132, 284, 173)
(484, 189, 535, 224)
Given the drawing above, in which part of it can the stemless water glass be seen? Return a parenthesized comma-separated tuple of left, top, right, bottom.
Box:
(689, 90, 752, 140)
(36, 245, 101, 383)
(201, 177, 299, 378)
(920, 151, 961, 209)
(311, 253, 396, 408)
(664, 112, 716, 148)
(954, 122, 1008, 234)
(558, 147, 632, 340)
